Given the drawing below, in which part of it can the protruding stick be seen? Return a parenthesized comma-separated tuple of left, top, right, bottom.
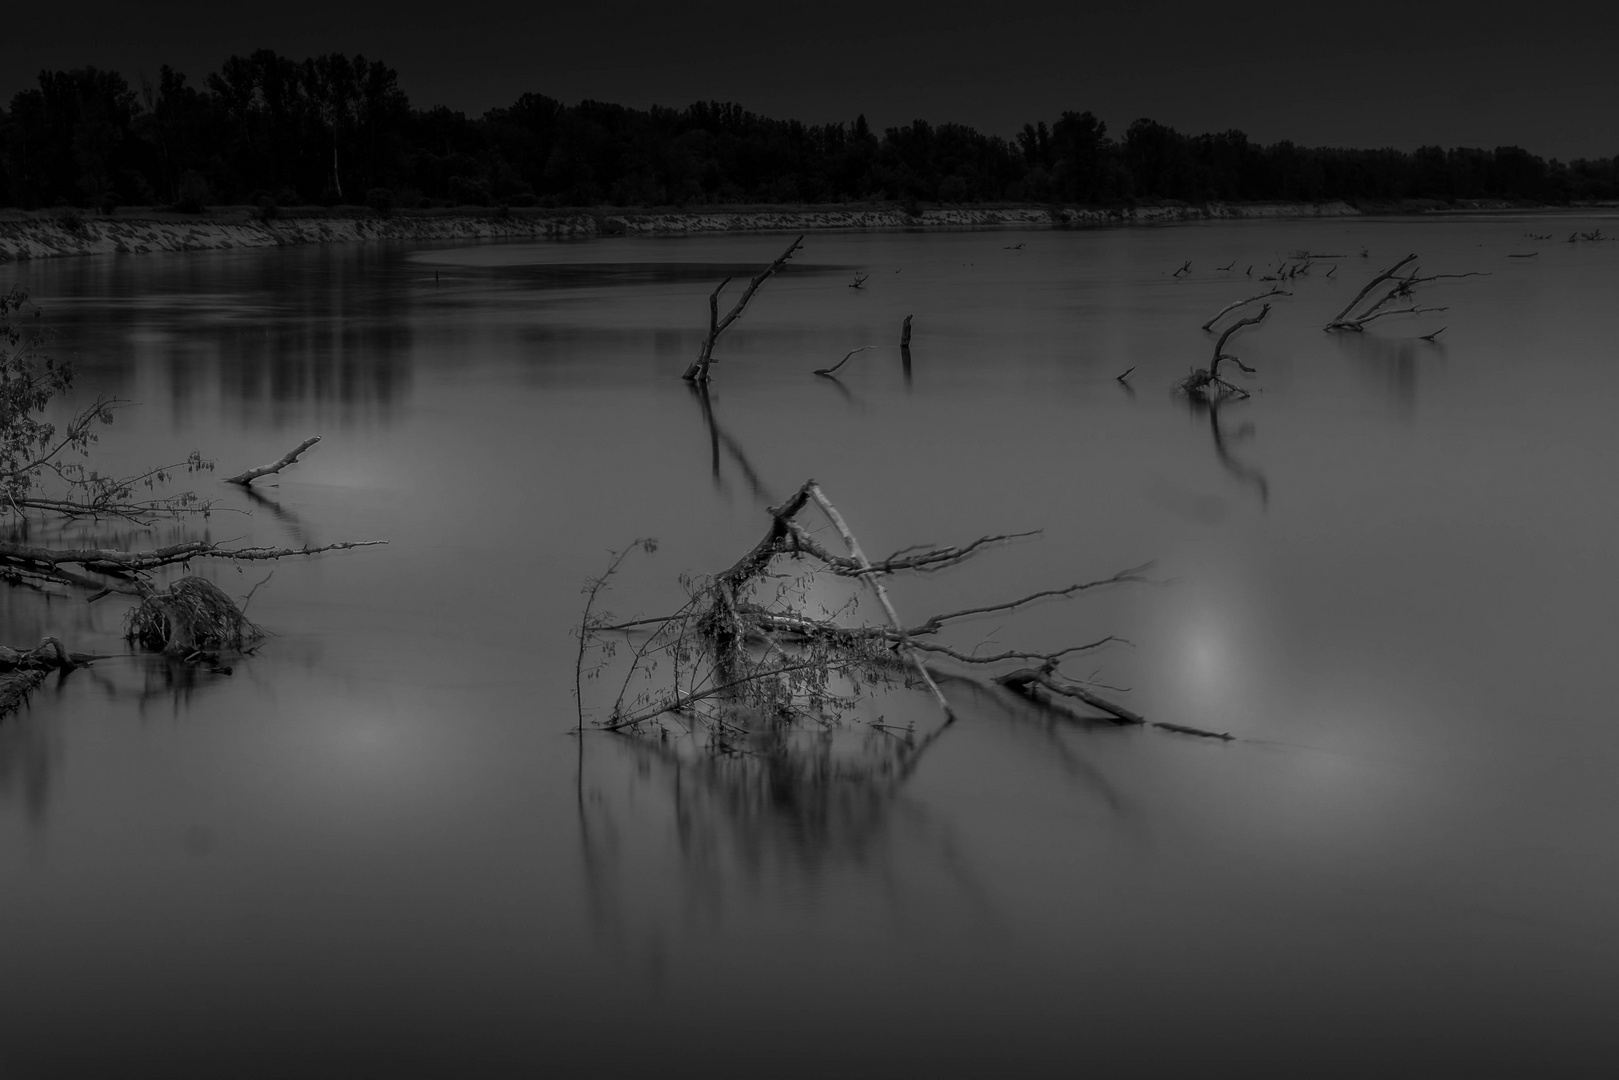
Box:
(223, 436, 321, 486)
(814, 346, 875, 377)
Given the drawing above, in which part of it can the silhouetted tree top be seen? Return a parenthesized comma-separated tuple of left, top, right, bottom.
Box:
(1, 51, 1614, 211)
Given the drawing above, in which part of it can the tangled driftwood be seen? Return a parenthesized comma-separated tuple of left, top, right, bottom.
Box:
(578, 480, 1232, 746)
(125, 576, 263, 657)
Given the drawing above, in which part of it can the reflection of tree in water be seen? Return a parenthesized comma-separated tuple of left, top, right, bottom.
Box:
(575, 698, 965, 958)
(0, 704, 62, 826)
(212, 316, 411, 420)
(690, 382, 773, 505)
(1186, 395, 1269, 508)
(36, 245, 413, 422)
(1335, 331, 1433, 417)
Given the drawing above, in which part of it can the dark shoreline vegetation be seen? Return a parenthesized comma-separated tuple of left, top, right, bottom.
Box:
(3, 52, 1617, 219)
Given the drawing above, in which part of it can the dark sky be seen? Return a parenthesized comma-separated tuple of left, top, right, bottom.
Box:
(6, 1, 1617, 160)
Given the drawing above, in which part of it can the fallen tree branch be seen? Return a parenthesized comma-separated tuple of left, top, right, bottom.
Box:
(579, 481, 1161, 749)
(682, 234, 804, 382)
(1202, 287, 1290, 332)
(1177, 304, 1269, 399)
(223, 436, 321, 485)
(1325, 253, 1417, 329)
(0, 537, 387, 595)
(995, 665, 1233, 739)
(814, 346, 875, 377)
(1, 636, 104, 720)
(807, 482, 955, 723)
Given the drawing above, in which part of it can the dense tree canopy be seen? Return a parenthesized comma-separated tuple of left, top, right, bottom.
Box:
(2, 52, 1615, 211)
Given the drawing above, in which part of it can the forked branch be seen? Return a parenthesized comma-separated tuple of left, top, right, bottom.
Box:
(682, 234, 805, 382)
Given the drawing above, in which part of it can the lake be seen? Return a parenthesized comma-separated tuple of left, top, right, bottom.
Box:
(3, 214, 1619, 1076)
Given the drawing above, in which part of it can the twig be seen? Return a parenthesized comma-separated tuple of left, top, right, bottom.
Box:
(1325, 253, 1417, 330)
(814, 346, 876, 377)
(239, 571, 274, 616)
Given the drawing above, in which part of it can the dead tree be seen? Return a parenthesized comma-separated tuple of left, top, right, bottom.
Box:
(579, 481, 1158, 741)
(1325, 254, 1485, 332)
(1201, 286, 1290, 332)
(681, 234, 804, 383)
(1177, 303, 1269, 399)
(900, 315, 913, 348)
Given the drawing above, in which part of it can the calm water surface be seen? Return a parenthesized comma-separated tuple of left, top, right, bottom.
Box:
(3, 216, 1619, 1075)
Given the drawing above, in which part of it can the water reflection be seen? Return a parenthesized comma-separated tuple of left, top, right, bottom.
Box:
(576, 705, 962, 951)
(690, 382, 774, 505)
(1186, 395, 1270, 508)
(1332, 329, 1443, 417)
(27, 247, 415, 427)
(0, 693, 63, 826)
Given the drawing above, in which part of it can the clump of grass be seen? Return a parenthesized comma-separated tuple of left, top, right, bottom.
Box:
(125, 576, 262, 656)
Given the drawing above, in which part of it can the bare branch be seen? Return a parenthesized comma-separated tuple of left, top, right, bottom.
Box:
(806, 483, 954, 722)
(223, 436, 321, 485)
(814, 346, 876, 377)
(996, 666, 1144, 724)
(682, 234, 804, 382)
(1210, 303, 1269, 378)
(1326, 253, 1417, 329)
(1202, 288, 1289, 332)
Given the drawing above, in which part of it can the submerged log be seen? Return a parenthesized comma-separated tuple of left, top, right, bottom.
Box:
(814, 346, 875, 377)
(0, 636, 102, 720)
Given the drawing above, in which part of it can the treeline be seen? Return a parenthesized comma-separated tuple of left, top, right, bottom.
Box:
(3, 51, 1617, 213)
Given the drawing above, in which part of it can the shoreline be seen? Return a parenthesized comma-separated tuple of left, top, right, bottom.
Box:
(0, 198, 1582, 263)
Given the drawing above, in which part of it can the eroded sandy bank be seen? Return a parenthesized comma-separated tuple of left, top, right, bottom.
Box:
(0, 201, 1360, 262)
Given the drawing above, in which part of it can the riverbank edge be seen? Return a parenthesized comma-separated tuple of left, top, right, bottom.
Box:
(0, 201, 1378, 263)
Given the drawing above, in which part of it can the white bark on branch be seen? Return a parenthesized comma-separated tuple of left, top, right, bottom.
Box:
(806, 483, 955, 723)
(223, 436, 321, 485)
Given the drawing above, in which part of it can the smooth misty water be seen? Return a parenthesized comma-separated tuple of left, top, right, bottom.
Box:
(3, 216, 1619, 1076)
